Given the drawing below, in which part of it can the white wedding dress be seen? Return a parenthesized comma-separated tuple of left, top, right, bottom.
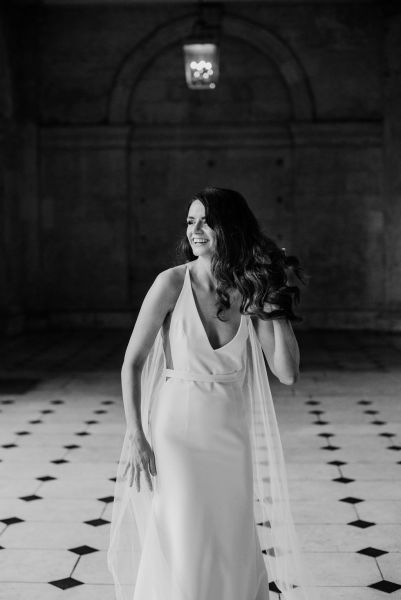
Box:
(107, 263, 319, 600)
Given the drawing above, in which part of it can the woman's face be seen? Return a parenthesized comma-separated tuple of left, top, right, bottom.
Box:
(186, 200, 216, 258)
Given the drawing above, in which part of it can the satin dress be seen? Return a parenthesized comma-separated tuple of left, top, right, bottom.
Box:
(143, 264, 269, 600)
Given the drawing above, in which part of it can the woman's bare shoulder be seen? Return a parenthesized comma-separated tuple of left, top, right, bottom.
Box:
(157, 263, 187, 287)
(154, 263, 190, 310)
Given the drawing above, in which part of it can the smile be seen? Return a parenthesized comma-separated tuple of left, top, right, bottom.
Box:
(192, 237, 208, 244)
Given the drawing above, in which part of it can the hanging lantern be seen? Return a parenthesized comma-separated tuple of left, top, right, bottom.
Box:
(183, 7, 221, 90)
(183, 42, 219, 90)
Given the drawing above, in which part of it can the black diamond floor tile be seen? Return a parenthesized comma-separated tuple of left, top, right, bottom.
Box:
(327, 460, 347, 466)
(340, 497, 364, 504)
(75, 432, 90, 436)
(2, 444, 17, 449)
(368, 580, 401, 593)
(321, 446, 340, 451)
(332, 477, 355, 484)
(29, 419, 42, 424)
(41, 409, 54, 414)
(85, 420, 98, 425)
(101, 400, 114, 405)
(19, 495, 42, 502)
(268, 582, 282, 594)
(313, 420, 330, 425)
(49, 577, 84, 590)
(0, 399, 15, 404)
(358, 547, 388, 558)
(309, 410, 324, 415)
(305, 400, 320, 405)
(84, 518, 110, 527)
(257, 520, 271, 528)
(94, 410, 107, 414)
(1, 516, 24, 525)
(64, 444, 80, 450)
(36, 475, 56, 481)
(364, 410, 379, 415)
(97, 495, 114, 503)
(348, 519, 376, 528)
(109, 477, 116, 482)
(387, 445, 401, 451)
(15, 431, 31, 435)
(262, 547, 276, 557)
(68, 544, 98, 555)
(371, 420, 387, 425)
(358, 400, 372, 405)
(51, 459, 69, 464)
(50, 400, 64, 404)
(318, 432, 335, 437)
(379, 433, 395, 437)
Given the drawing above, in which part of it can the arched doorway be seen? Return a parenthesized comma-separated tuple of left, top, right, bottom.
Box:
(109, 15, 314, 308)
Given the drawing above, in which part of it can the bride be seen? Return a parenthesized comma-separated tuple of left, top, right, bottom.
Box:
(107, 187, 319, 600)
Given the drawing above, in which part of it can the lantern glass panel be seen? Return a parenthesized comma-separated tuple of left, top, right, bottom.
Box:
(183, 43, 219, 90)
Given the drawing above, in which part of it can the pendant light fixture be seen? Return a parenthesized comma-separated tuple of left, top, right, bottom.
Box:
(183, 3, 222, 90)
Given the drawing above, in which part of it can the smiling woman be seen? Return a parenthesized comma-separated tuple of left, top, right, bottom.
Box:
(107, 187, 319, 600)
(187, 201, 217, 253)
(178, 187, 304, 327)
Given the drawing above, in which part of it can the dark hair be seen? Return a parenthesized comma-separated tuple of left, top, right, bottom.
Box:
(176, 186, 307, 322)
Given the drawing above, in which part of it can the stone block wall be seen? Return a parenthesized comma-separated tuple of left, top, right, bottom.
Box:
(1, 2, 400, 332)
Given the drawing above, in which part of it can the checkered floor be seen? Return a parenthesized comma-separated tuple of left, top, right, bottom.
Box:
(0, 329, 400, 599)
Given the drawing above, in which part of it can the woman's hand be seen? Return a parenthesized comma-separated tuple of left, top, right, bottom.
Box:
(122, 430, 157, 492)
(263, 302, 281, 313)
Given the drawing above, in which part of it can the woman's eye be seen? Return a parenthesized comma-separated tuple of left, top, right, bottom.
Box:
(186, 220, 207, 225)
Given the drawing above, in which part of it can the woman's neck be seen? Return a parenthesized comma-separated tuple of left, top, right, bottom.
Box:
(191, 256, 216, 292)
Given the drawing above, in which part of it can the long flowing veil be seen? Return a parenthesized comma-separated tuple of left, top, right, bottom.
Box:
(244, 319, 320, 600)
(107, 329, 165, 600)
(107, 319, 320, 600)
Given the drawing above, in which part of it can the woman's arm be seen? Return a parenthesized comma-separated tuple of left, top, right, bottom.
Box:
(121, 268, 181, 438)
(251, 303, 300, 385)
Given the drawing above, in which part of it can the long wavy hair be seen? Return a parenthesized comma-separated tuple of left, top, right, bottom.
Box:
(176, 186, 307, 322)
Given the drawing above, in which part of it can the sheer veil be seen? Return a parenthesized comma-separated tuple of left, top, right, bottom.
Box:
(107, 318, 320, 600)
(244, 319, 320, 600)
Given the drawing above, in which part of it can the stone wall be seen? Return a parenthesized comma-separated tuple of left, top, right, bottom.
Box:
(2, 2, 400, 332)
(0, 9, 39, 334)
(383, 3, 401, 322)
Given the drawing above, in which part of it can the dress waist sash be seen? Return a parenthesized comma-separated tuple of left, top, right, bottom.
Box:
(163, 368, 243, 383)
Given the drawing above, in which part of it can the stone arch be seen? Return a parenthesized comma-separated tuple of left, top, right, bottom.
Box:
(108, 13, 315, 123)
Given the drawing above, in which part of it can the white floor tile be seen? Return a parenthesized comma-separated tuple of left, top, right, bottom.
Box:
(0, 548, 75, 582)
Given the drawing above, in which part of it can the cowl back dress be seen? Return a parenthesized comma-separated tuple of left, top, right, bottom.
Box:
(107, 263, 320, 600)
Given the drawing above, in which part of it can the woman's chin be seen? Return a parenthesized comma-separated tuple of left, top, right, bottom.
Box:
(191, 246, 212, 257)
